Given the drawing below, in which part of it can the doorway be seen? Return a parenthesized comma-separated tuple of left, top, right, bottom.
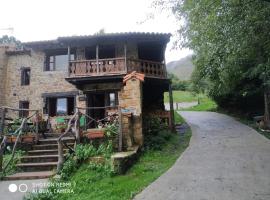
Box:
(86, 93, 105, 128)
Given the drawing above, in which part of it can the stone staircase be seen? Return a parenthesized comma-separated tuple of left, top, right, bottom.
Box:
(4, 134, 75, 180)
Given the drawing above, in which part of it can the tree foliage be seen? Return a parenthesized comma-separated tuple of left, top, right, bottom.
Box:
(168, 73, 191, 91)
(0, 35, 22, 49)
(156, 0, 270, 117)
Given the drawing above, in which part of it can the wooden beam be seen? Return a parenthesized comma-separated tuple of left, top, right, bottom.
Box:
(118, 107, 123, 152)
(124, 43, 127, 73)
(168, 84, 175, 130)
(67, 45, 71, 76)
(96, 45, 99, 74)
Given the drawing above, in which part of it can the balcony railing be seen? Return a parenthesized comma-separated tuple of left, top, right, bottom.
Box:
(68, 57, 167, 78)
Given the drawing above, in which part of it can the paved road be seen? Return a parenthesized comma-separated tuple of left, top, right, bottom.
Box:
(135, 111, 270, 200)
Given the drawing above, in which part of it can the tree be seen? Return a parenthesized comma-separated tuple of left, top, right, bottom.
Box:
(0, 35, 22, 49)
(155, 0, 270, 127)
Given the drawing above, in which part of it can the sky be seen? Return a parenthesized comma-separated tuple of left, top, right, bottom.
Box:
(0, 0, 192, 63)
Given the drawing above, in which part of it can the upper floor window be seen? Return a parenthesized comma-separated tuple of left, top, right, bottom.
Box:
(19, 101, 29, 117)
(45, 53, 74, 71)
(21, 68, 30, 86)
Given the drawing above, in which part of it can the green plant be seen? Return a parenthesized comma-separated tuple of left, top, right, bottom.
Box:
(0, 150, 25, 179)
(104, 123, 118, 137)
(143, 117, 172, 150)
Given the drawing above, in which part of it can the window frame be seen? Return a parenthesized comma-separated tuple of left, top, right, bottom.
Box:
(21, 67, 31, 86)
(44, 96, 75, 117)
(19, 101, 30, 118)
(44, 52, 75, 71)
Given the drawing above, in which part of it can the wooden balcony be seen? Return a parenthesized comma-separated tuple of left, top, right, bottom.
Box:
(68, 57, 167, 79)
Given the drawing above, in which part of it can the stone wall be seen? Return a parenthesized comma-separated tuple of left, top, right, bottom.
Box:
(118, 78, 143, 147)
(4, 50, 77, 118)
(0, 45, 16, 108)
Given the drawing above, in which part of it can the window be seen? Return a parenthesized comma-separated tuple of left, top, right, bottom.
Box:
(19, 101, 29, 117)
(109, 93, 116, 106)
(57, 98, 67, 115)
(21, 68, 30, 86)
(45, 54, 74, 71)
(106, 92, 118, 107)
(45, 97, 75, 117)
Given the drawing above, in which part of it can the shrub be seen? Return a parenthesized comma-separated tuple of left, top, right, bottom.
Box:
(143, 117, 172, 150)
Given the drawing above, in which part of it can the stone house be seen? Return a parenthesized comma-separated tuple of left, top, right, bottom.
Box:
(0, 32, 174, 149)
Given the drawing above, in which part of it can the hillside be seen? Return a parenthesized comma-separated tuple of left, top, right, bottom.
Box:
(167, 55, 194, 80)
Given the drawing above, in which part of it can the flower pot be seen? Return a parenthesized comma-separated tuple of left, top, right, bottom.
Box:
(21, 135, 36, 143)
(6, 136, 17, 143)
(85, 129, 105, 139)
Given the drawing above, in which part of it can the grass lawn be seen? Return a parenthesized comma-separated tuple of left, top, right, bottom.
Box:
(180, 97, 217, 111)
(30, 113, 191, 200)
(164, 90, 198, 103)
(165, 90, 217, 112)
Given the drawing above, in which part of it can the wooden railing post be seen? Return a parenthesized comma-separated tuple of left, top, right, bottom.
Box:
(75, 110, 80, 144)
(168, 84, 175, 131)
(0, 108, 6, 137)
(96, 45, 99, 74)
(57, 139, 64, 173)
(118, 107, 123, 152)
(124, 43, 127, 73)
(35, 111, 39, 144)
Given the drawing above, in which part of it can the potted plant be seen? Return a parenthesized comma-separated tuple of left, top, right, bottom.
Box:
(21, 132, 36, 143)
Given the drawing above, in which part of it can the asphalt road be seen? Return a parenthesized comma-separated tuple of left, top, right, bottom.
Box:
(135, 111, 270, 200)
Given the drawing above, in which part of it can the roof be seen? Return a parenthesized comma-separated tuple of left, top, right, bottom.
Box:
(23, 32, 171, 49)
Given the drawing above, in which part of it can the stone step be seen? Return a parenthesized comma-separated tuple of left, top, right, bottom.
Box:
(28, 149, 68, 156)
(16, 162, 58, 172)
(4, 171, 55, 180)
(43, 132, 73, 138)
(21, 155, 59, 163)
(32, 143, 74, 150)
(39, 137, 75, 145)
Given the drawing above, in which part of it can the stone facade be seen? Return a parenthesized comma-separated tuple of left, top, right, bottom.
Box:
(119, 78, 143, 147)
(3, 50, 77, 118)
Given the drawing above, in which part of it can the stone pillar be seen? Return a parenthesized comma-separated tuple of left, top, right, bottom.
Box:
(119, 78, 143, 147)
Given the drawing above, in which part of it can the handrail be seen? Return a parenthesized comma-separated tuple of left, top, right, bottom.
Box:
(69, 57, 125, 63)
(1, 118, 27, 173)
(57, 111, 79, 172)
(0, 110, 39, 174)
(0, 106, 39, 112)
(128, 58, 165, 65)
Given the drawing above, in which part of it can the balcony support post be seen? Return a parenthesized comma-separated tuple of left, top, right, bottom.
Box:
(168, 83, 175, 131)
(96, 44, 99, 74)
(124, 43, 127, 73)
(67, 45, 71, 76)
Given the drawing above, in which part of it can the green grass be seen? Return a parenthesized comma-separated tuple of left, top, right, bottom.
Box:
(174, 111, 185, 124)
(31, 113, 191, 200)
(165, 90, 217, 112)
(164, 91, 198, 103)
(180, 97, 217, 111)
